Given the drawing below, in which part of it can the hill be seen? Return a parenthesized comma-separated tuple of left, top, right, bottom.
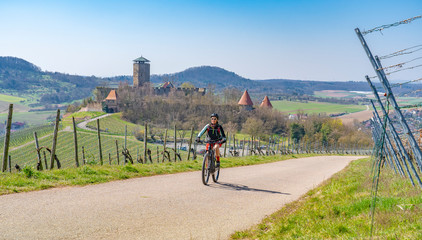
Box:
(0, 56, 121, 106)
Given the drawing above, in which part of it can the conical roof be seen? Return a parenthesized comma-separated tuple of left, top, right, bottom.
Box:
(238, 90, 253, 106)
(105, 90, 117, 101)
(260, 96, 273, 108)
(133, 56, 150, 63)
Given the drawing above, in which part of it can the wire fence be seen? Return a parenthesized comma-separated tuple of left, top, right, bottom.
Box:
(356, 14, 422, 237)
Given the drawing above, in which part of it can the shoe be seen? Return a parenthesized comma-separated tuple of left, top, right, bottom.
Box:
(216, 161, 220, 168)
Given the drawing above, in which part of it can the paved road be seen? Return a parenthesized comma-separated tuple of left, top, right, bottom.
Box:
(76, 113, 112, 131)
(0, 155, 365, 240)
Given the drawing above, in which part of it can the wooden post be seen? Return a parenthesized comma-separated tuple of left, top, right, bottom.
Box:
(109, 153, 111, 165)
(242, 138, 245, 156)
(144, 123, 148, 164)
(124, 125, 127, 164)
(97, 119, 103, 165)
(8, 155, 11, 173)
(72, 117, 79, 167)
(49, 109, 60, 170)
(233, 134, 236, 155)
(43, 151, 48, 169)
(187, 127, 194, 161)
(2, 104, 13, 172)
(136, 148, 139, 163)
(163, 129, 168, 162)
(82, 146, 86, 165)
(34, 132, 42, 170)
(156, 146, 159, 163)
(115, 140, 120, 165)
(174, 125, 177, 161)
(224, 133, 228, 157)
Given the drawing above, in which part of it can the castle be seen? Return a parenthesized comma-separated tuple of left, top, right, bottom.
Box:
(100, 56, 206, 113)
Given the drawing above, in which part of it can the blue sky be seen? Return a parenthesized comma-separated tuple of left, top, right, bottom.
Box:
(0, 0, 421, 82)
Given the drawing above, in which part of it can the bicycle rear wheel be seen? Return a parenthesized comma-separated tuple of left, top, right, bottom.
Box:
(202, 153, 210, 185)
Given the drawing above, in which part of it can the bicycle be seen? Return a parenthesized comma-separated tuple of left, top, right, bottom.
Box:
(199, 140, 221, 185)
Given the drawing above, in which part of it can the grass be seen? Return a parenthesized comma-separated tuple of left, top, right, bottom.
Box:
(0, 111, 57, 125)
(0, 93, 26, 103)
(231, 157, 422, 239)
(0, 153, 319, 195)
(272, 100, 366, 114)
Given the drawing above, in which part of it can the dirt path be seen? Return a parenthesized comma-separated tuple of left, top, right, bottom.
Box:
(0, 155, 366, 240)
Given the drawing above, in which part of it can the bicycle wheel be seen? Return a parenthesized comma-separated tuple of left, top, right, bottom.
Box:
(202, 153, 210, 185)
(212, 157, 220, 183)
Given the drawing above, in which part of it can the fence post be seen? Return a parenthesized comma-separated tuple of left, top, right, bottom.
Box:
(224, 133, 228, 157)
(34, 132, 43, 170)
(43, 151, 48, 169)
(242, 138, 245, 156)
(163, 129, 168, 162)
(144, 123, 148, 164)
(8, 155, 11, 173)
(187, 127, 194, 161)
(50, 109, 60, 170)
(72, 117, 79, 167)
(97, 119, 103, 165)
(115, 140, 119, 165)
(124, 125, 127, 164)
(2, 104, 13, 172)
(109, 153, 111, 165)
(174, 125, 177, 161)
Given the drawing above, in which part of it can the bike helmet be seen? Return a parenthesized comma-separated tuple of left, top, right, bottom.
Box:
(210, 113, 219, 119)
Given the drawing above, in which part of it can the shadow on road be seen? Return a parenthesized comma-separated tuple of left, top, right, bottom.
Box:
(209, 182, 290, 195)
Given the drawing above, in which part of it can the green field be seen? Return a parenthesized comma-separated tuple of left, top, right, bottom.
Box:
(272, 100, 366, 114)
(0, 111, 57, 125)
(0, 94, 26, 103)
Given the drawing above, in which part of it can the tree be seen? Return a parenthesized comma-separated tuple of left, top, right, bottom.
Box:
(242, 118, 265, 137)
(180, 82, 195, 89)
(290, 123, 305, 143)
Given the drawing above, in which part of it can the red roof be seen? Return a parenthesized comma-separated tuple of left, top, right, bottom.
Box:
(105, 90, 117, 101)
(260, 96, 273, 108)
(238, 90, 253, 106)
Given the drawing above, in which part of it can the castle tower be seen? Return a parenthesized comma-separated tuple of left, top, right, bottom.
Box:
(260, 96, 273, 108)
(238, 90, 253, 110)
(133, 56, 150, 87)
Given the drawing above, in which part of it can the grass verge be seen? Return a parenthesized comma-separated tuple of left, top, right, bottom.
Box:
(0, 153, 320, 196)
(231, 157, 422, 239)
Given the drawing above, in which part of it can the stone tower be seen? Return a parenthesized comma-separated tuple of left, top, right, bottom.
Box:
(133, 56, 150, 87)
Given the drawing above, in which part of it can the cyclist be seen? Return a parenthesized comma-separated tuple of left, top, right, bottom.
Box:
(196, 113, 226, 168)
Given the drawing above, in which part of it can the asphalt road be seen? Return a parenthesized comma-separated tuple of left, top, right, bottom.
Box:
(0, 155, 365, 240)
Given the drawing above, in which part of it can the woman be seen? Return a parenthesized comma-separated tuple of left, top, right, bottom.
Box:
(196, 113, 226, 167)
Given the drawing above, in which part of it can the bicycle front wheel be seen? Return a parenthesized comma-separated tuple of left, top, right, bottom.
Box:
(202, 153, 210, 185)
(212, 160, 220, 183)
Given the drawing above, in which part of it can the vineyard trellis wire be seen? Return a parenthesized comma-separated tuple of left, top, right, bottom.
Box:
(356, 14, 422, 238)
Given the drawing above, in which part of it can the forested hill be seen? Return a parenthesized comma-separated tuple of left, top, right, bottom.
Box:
(150, 66, 261, 90)
(0, 56, 121, 105)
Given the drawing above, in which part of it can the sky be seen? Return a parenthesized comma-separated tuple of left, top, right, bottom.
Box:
(0, 0, 421, 82)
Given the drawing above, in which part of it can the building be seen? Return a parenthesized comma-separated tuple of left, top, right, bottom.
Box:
(102, 90, 118, 113)
(260, 96, 273, 108)
(133, 56, 150, 87)
(238, 90, 253, 110)
(100, 56, 205, 113)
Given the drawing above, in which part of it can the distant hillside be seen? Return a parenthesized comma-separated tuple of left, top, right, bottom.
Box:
(0, 56, 121, 106)
(151, 66, 261, 90)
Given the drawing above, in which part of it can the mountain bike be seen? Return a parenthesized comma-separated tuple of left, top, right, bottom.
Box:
(200, 140, 220, 185)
